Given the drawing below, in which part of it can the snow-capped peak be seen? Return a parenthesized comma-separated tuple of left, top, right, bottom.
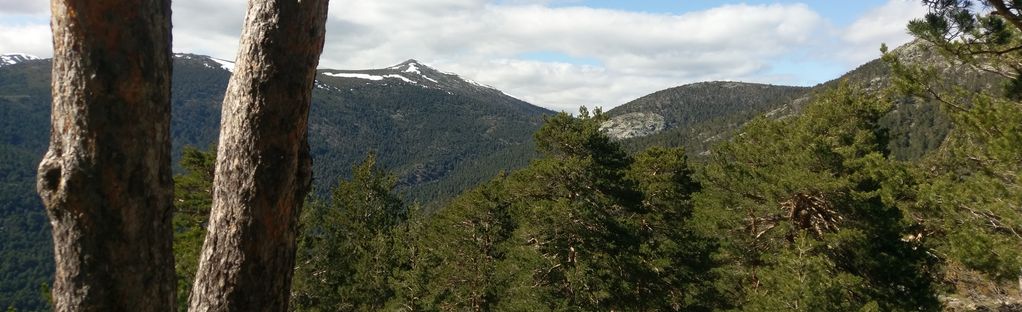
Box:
(1, 53, 40, 66)
(316, 58, 522, 100)
(404, 62, 421, 75)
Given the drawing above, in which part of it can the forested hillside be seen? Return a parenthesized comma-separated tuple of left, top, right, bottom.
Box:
(0, 56, 549, 310)
(0, 58, 52, 311)
(6, 1, 1022, 309)
(281, 77, 1011, 310)
(280, 6, 1021, 308)
(276, 54, 1022, 309)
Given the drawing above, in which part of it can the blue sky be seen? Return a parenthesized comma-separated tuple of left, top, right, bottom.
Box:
(503, 0, 917, 88)
(0, 0, 928, 111)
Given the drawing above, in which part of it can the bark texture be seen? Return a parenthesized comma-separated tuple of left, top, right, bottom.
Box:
(38, 0, 175, 311)
(186, 0, 329, 310)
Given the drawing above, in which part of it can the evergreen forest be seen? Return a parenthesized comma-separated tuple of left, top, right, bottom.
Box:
(3, 0, 1022, 311)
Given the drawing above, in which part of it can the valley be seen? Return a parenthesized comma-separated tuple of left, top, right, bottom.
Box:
(0, 38, 1015, 310)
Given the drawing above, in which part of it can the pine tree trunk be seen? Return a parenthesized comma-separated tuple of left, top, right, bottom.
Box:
(38, 0, 175, 311)
(186, 0, 329, 310)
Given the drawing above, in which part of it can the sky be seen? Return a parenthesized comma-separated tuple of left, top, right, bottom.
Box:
(0, 0, 928, 112)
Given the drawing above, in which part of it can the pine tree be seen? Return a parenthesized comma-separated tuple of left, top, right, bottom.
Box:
(39, 0, 176, 309)
(188, 0, 330, 309)
(380, 173, 516, 311)
(694, 85, 939, 311)
(908, 0, 1022, 98)
(625, 147, 719, 310)
(890, 0, 1022, 297)
(171, 146, 216, 310)
(495, 109, 640, 310)
(291, 154, 407, 311)
(393, 109, 716, 310)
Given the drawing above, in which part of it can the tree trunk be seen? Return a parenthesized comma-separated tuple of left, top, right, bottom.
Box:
(38, 0, 175, 311)
(187, 0, 329, 310)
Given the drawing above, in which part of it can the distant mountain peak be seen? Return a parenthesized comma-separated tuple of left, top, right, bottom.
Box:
(389, 59, 443, 77)
(173, 53, 235, 72)
(398, 59, 421, 66)
(319, 59, 518, 100)
(0, 53, 40, 66)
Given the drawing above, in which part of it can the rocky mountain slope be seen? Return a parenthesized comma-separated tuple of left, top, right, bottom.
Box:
(603, 82, 808, 140)
(608, 41, 999, 160)
(602, 81, 808, 154)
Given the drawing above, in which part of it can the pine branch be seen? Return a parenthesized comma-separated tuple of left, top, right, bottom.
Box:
(988, 0, 1022, 32)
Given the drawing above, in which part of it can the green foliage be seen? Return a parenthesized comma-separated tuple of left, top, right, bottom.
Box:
(291, 154, 408, 311)
(171, 146, 216, 310)
(741, 233, 869, 312)
(309, 70, 549, 206)
(613, 60, 961, 162)
(384, 109, 717, 311)
(625, 147, 719, 310)
(889, 65, 1022, 283)
(695, 85, 940, 311)
(908, 0, 1022, 99)
(0, 56, 549, 309)
(890, 4, 1022, 295)
(920, 92, 1022, 280)
(37, 283, 49, 310)
(393, 178, 515, 311)
(0, 60, 54, 312)
(6, 17, 1020, 311)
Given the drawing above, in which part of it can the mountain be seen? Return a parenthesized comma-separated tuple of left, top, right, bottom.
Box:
(4, 40, 997, 310)
(762, 41, 999, 159)
(602, 81, 808, 153)
(607, 40, 1001, 160)
(0, 54, 550, 310)
(309, 58, 551, 201)
(320, 59, 527, 103)
(167, 53, 551, 201)
(0, 55, 58, 312)
(0, 54, 40, 67)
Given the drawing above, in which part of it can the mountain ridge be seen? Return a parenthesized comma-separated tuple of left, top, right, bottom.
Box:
(607, 40, 1000, 160)
(0, 53, 40, 67)
(0, 53, 552, 310)
(1, 41, 992, 310)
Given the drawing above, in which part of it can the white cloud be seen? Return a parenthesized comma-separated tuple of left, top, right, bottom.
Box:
(837, 0, 928, 64)
(170, 0, 247, 58)
(0, 0, 46, 15)
(0, 23, 50, 57)
(0, 1, 929, 111)
(316, 2, 827, 111)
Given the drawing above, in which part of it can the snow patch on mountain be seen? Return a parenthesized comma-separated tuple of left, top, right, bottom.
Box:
(315, 80, 344, 92)
(210, 58, 235, 72)
(324, 72, 418, 85)
(316, 59, 529, 103)
(1, 53, 40, 66)
(325, 72, 386, 81)
(463, 77, 496, 90)
(385, 74, 417, 84)
(420, 75, 439, 84)
(404, 63, 421, 74)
